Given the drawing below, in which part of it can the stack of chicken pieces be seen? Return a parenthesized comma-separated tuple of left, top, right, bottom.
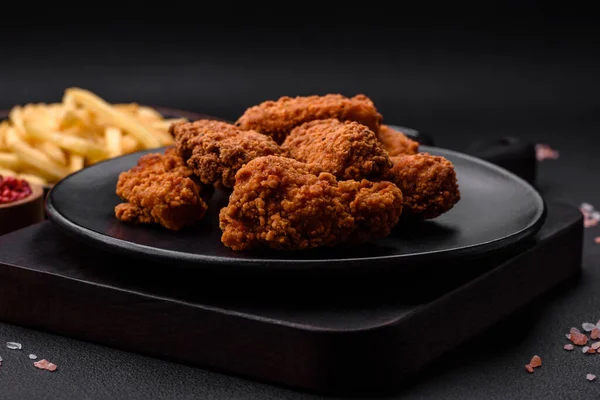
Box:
(114, 94, 460, 252)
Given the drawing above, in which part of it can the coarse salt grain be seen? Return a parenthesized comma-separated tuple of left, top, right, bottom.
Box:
(34, 359, 57, 372)
(28, 354, 37, 360)
(564, 344, 575, 351)
(592, 328, 600, 340)
(535, 144, 560, 161)
(581, 203, 594, 212)
(571, 331, 589, 346)
(583, 346, 590, 353)
(592, 342, 600, 350)
(583, 322, 596, 332)
(525, 364, 534, 373)
(581, 322, 596, 332)
(530, 355, 542, 367)
(6, 342, 22, 350)
(588, 374, 597, 382)
(585, 219, 598, 228)
(592, 212, 600, 221)
(595, 237, 600, 244)
(571, 327, 581, 334)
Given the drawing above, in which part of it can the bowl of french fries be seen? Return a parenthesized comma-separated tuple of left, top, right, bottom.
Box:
(0, 88, 206, 188)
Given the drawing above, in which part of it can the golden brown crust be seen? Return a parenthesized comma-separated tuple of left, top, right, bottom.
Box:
(171, 119, 284, 188)
(384, 153, 460, 219)
(282, 119, 392, 180)
(377, 124, 420, 156)
(219, 156, 403, 251)
(343, 180, 404, 243)
(115, 148, 209, 230)
(235, 94, 383, 144)
(115, 202, 154, 225)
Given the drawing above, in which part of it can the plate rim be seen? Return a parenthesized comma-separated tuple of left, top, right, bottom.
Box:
(45, 144, 547, 270)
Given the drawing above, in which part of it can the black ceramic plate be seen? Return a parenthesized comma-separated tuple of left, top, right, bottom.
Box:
(45, 145, 546, 271)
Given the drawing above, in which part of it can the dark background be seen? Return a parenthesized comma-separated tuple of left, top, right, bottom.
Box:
(2, 6, 600, 399)
(1, 7, 599, 151)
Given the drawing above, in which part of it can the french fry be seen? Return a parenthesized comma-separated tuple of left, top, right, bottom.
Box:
(2, 88, 179, 184)
(0, 166, 17, 177)
(68, 154, 85, 173)
(114, 103, 140, 115)
(150, 118, 185, 133)
(25, 121, 109, 161)
(18, 173, 47, 186)
(36, 141, 67, 166)
(0, 121, 10, 150)
(65, 88, 161, 148)
(137, 106, 164, 121)
(121, 134, 139, 154)
(5, 128, 69, 181)
(20, 166, 59, 182)
(105, 127, 122, 157)
(8, 106, 26, 135)
(0, 152, 20, 170)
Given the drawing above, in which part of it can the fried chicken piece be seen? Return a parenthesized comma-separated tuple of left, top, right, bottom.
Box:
(170, 119, 284, 188)
(377, 124, 420, 156)
(383, 153, 460, 219)
(219, 156, 403, 251)
(115, 147, 209, 230)
(169, 120, 241, 160)
(282, 119, 392, 180)
(235, 94, 383, 144)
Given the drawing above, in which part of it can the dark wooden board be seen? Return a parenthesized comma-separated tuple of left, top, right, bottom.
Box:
(0, 201, 582, 396)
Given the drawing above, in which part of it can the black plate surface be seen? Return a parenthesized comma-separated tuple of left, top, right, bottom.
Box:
(45, 146, 545, 270)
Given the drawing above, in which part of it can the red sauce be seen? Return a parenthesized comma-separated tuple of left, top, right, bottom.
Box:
(0, 176, 32, 204)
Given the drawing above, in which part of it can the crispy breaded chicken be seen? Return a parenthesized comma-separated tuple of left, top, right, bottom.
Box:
(235, 94, 383, 144)
(219, 156, 403, 251)
(170, 119, 284, 188)
(384, 153, 460, 219)
(377, 124, 420, 156)
(282, 119, 392, 180)
(115, 147, 209, 230)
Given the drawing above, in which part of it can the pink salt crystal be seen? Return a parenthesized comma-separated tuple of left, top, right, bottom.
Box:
(592, 328, 600, 340)
(585, 219, 598, 228)
(571, 331, 589, 346)
(564, 344, 575, 351)
(34, 359, 57, 372)
(530, 355, 542, 368)
(535, 144, 560, 161)
(595, 237, 600, 244)
(571, 327, 581, 334)
(566, 333, 572, 340)
(592, 342, 600, 350)
(588, 374, 597, 382)
(583, 346, 590, 353)
(525, 364, 534, 373)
